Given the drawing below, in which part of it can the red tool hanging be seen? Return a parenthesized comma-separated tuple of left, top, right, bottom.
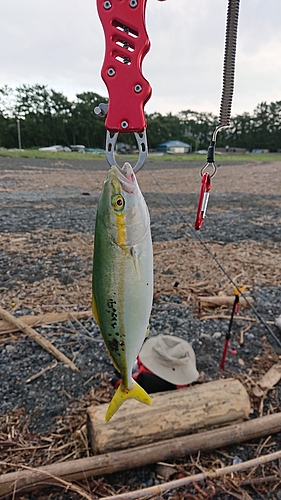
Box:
(97, 0, 151, 134)
(194, 171, 211, 230)
(95, 0, 165, 172)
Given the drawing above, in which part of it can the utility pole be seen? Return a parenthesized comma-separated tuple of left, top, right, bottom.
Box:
(17, 119, 22, 149)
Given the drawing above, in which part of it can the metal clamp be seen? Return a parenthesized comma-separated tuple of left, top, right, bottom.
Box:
(105, 129, 148, 173)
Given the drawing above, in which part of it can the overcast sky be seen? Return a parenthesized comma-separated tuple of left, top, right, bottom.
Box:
(1, 0, 281, 117)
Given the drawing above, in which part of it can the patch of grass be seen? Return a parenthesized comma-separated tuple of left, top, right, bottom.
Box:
(214, 153, 281, 163)
(0, 149, 105, 161)
(1, 148, 281, 163)
(149, 152, 281, 163)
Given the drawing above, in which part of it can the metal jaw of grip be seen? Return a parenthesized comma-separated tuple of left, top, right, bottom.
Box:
(105, 130, 148, 173)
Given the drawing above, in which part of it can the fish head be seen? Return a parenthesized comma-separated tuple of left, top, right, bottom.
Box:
(98, 163, 150, 248)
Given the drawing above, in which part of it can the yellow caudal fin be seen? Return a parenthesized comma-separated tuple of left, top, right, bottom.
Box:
(105, 380, 152, 422)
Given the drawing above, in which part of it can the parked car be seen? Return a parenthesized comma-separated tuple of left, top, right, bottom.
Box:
(39, 145, 71, 152)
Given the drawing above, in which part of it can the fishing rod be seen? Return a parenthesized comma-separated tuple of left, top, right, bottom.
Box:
(151, 174, 281, 350)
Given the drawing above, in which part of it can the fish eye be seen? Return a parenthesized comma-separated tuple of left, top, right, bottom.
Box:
(112, 194, 125, 211)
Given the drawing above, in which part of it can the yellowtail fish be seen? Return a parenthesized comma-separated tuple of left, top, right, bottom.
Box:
(92, 162, 153, 421)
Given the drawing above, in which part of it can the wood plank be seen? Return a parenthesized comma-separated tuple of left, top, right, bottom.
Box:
(87, 378, 250, 454)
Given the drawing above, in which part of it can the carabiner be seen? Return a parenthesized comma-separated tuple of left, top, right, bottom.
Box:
(200, 161, 217, 179)
(194, 172, 211, 230)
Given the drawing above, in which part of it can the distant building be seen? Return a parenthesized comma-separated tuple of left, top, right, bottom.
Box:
(216, 147, 247, 154)
(252, 149, 269, 154)
(156, 140, 191, 154)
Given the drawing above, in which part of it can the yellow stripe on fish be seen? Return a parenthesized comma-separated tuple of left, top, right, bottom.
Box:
(116, 211, 126, 247)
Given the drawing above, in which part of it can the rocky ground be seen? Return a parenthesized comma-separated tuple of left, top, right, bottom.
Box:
(0, 155, 281, 499)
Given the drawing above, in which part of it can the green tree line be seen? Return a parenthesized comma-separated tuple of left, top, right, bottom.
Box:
(0, 84, 281, 151)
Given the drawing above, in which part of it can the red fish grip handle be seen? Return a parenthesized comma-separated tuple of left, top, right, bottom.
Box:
(97, 0, 152, 133)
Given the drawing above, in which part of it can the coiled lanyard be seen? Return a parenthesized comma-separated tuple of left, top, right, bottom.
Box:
(195, 0, 240, 230)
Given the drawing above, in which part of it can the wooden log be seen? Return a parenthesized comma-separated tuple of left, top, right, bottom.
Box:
(1, 413, 281, 497)
(0, 306, 79, 373)
(87, 378, 250, 454)
(197, 295, 253, 308)
(0, 310, 92, 334)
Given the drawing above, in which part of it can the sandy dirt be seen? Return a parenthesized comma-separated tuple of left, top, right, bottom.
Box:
(0, 156, 281, 499)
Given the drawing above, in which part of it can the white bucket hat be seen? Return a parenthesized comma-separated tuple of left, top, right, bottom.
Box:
(139, 334, 199, 385)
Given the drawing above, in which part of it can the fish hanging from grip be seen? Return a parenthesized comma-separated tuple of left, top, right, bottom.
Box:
(92, 162, 153, 422)
(195, 0, 240, 230)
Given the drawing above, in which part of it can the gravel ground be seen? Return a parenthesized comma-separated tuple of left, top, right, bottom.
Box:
(0, 156, 281, 499)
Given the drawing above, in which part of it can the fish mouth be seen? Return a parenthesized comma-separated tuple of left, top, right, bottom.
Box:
(110, 163, 136, 194)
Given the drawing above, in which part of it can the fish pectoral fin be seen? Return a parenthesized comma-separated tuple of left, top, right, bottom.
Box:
(105, 380, 152, 422)
(130, 246, 141, 279)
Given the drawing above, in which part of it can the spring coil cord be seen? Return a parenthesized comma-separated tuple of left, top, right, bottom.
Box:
(196, 0, 241, 232)
(220, 0, 240, 127)
(204, 0, 241, 170)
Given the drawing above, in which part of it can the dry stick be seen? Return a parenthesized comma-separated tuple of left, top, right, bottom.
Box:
(101, 450, 281, 500)
(1, 413, 281, 496)
(201, 314, 257, 322)
(241, 475, 281, 486)
(197, 296, 253, 308)
(69, 312, 94, 339)
(25, 361, 58, 384)
(200, 313, 275, 324)
(0, 309, 92, 334)
(0, 306, 79, 373)
(0, 462, 94, 500)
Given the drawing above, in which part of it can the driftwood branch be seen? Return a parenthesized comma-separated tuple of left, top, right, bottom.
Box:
(0, 306, 79, 372)
(100, 449, 281, 500)
(0, 309, 92, 334)
(0, 413, 281, 496)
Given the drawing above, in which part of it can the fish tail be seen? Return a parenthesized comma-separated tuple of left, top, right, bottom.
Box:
(105, 380, 152, 422)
